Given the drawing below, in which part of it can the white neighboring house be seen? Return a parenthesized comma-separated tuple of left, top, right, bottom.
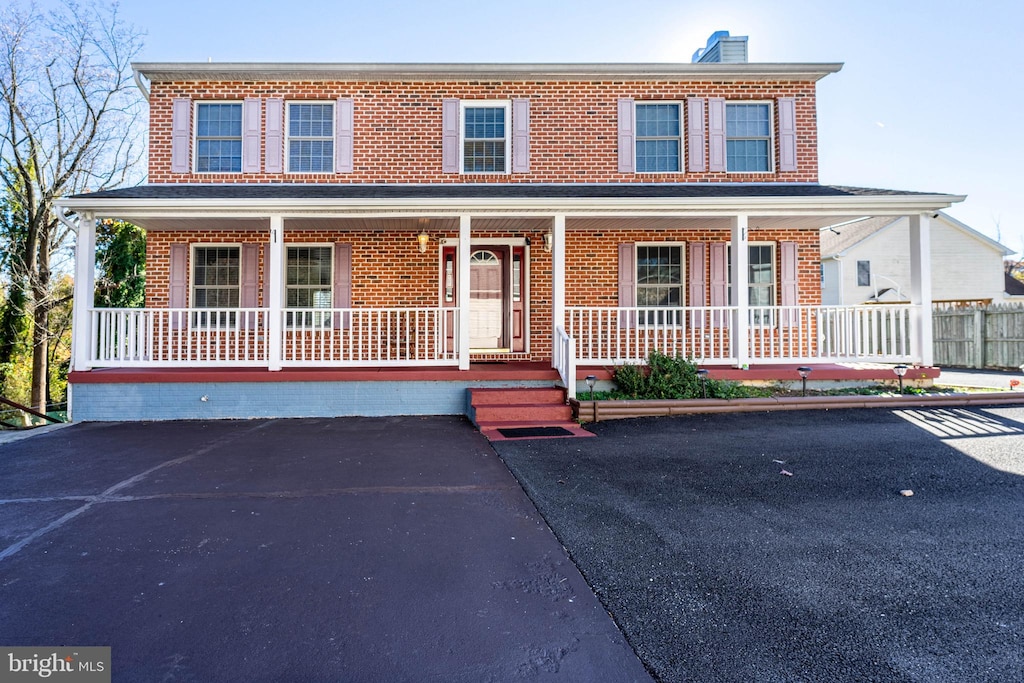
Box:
(820, 212, 1015, 306)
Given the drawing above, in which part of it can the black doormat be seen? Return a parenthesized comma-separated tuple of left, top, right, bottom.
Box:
(497, 426, 576, 438)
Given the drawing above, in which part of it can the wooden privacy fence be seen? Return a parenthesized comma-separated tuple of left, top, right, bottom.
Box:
(933, 304, 1024, 369)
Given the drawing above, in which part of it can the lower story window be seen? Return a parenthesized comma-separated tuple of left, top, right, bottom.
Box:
(285, 246, 333, 327)
(636, 244, 683, 324)
(729, 244, 776, 325)
(192, 246, 239, 327)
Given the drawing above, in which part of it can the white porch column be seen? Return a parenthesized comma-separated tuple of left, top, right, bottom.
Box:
(909, 213, 934, 366)
(551, 214, 566, 368)
(458, 214, 471, 370)
(267, 215, 285, 371)
(71, 212, 96, 372)
(731, 214, 750, 368)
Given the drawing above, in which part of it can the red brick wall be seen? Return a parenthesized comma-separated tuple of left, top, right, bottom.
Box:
(148, 79, 819, 184)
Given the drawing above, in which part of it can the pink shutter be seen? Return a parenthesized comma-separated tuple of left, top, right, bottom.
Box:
(512, 99, 530, 173)
(241, 244, 259, 328)
(709, 242, 727, 327)
(264, 98, 283, 173)
(242, 98, 261, 173)
(333, 243, 352, 329)
(687, 98, 706, 173)
(617, 98, 635, 173)
(777, 97, 797, 172)
(336, 98, 354, 173)
(169, 244, 188, 329)
(171, 99, 191, 174)
(618, 243, 636, 329)
(708, 98, 726, 172)
(780, 241, 799, 328)
(442, 99, 459, 173)
(261, 243, 270, 307)
(689, 242, 706, 327)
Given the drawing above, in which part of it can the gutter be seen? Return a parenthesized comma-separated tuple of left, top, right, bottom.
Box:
(133, 69, 150, 102)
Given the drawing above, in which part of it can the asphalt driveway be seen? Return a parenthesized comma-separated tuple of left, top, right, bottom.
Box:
(494, 406, 1024, 683)
(0, 417, 650, 682)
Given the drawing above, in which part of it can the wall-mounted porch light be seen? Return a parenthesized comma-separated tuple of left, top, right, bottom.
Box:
(417, 231, 430, 253)
(543, 231, 553, 252)
(797, 366, 812, 396)
(893, 364, 908, 394)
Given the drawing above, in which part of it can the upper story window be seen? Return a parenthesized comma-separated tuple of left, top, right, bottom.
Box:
(462, 102, 509, 173)
(195, 103, 242, 173)
(288, 102, 334, 173)
(726, 103, 772, 172)
(635, 104, 682, 173)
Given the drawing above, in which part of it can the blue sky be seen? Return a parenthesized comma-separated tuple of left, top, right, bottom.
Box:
(111, 0, 1022, 255)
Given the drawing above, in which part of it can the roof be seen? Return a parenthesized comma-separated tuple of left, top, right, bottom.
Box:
(1006, 273, 1024, 296)
(133, 62, 844, 83)
(72, 183, 950, 202)
(820, 211, 1013, 259)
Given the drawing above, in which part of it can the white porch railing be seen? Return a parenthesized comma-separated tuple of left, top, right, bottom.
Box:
(88, 307, 458, 368)
(566, 306, 738, 364)
(281, 307, 458, 366)
(553, 325, 576, 399)
(91, 308, 268, 366)
(568, 304, 917, 365)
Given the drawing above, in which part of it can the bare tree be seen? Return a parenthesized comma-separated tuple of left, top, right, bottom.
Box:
(0, 0, 145, 410)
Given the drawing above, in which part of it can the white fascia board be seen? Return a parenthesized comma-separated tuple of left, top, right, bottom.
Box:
(54, 193, 967, 219)
(133, 62, 844, 83)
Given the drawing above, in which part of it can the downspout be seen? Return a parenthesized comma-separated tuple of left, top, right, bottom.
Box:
(133, 69, 150, 103)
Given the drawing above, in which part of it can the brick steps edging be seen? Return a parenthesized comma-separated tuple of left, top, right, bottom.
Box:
(570, 392, 1024, 422)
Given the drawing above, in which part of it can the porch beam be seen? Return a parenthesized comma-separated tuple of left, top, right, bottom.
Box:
(731, 214, 750, 368)
(268, 215, 285, 371)
(458, 214, 471, 370)
(908, 213, 934, 366)
(551, 214, 566, 368)
(70, 212, 96, 372)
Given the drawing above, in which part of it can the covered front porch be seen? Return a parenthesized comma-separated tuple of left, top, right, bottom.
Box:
(59, 184, 962, 418)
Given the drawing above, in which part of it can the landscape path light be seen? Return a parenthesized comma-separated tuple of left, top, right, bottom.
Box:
(797, 366, 812, 397)
(893, 364, 908, 394)
(697, 369, 709, 398)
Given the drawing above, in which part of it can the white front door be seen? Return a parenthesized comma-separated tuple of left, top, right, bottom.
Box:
(469, 249, 504, 349)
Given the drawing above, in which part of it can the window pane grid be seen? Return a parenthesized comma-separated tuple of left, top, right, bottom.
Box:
(726, 103, 771, 172)
(288, 103, 334, 173)
(286, 247, 333, 327)
(636, 246, 683, 324)
(463, 106, 507, 173)
(193, 246, 240, 327)
(635, 104, 681, 172)
(196, 103, 242, 173)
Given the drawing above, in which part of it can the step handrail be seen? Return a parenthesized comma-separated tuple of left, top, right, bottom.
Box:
(0, 397, 65, 425)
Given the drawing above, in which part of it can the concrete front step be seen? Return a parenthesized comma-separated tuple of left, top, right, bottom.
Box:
(476, 421, 596, 441)
(472, 403, 574, 424)
(468, 387, 592, 439)
(469, 387, 568, 405)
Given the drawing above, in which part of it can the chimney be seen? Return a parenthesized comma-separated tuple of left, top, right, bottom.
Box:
(692, 31, 749, 64)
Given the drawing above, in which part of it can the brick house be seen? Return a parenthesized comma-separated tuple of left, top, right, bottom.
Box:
(59, 34, 964, 422)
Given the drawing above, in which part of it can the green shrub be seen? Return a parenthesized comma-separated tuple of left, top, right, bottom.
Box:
(612, 351, 745, 400)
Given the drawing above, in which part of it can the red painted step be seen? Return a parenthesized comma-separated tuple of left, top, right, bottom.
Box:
(467, 387, 594, 440)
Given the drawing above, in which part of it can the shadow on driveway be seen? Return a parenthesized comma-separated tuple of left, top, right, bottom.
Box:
(494, 407, 1024, 683)
(0, 417, 651, 682)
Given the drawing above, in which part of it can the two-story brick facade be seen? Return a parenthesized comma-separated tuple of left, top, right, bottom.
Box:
(59, 42, 964, 423)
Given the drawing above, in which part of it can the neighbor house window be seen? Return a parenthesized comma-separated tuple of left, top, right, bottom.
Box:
(726, 103, 772, 172)
(857, 260, 871, 287)
(462, 102, 509, 173)
(288, 102, 334, 172)
(195, 103, 242, 173)
(192, 246, 240, 327)
(635, 103, 682, 172)
(636, 245, 684, 324)
(285, 246, 333, 327)
(728, 244, 776, 324)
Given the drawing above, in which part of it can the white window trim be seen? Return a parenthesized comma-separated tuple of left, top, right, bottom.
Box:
(285, 100, 336, 174)
(283, 243, 335, 328)
(459, 100, 512, 175)
(635, 242, 687, 326)
(725, 100, 775, 174)
(633, 102, 685, 174)
(190, 243, 243, 329)
(728, 241, 777, 326)
(193, 101, 244, 174)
